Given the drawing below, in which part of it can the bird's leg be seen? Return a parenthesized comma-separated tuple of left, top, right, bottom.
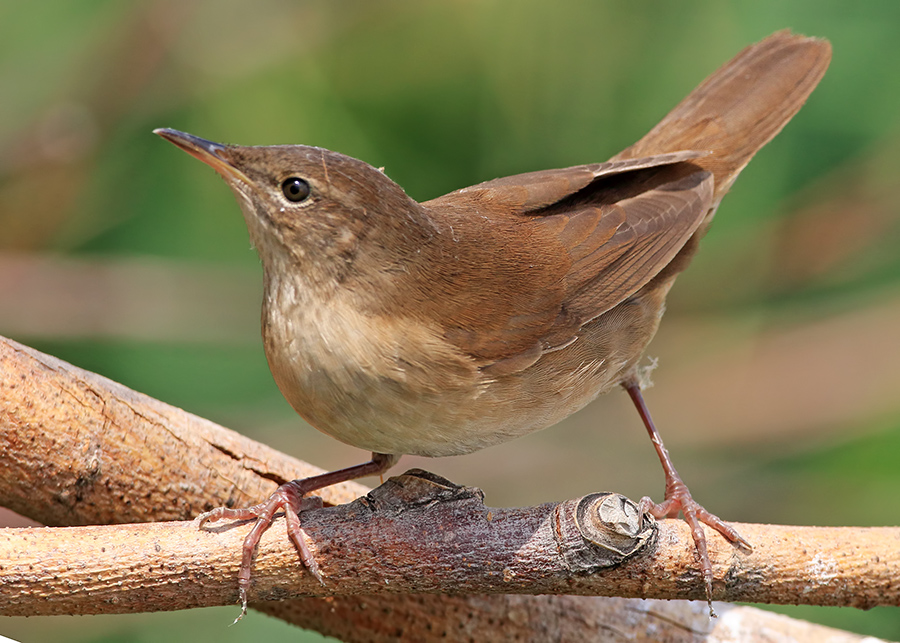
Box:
(622, 379, 750, 616)
(198, 452, 399, 621)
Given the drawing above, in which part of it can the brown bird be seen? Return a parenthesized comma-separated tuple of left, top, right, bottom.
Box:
(156, 30, 831, 617)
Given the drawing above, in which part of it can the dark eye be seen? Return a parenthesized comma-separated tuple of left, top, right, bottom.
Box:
(281, 177, 310, 202)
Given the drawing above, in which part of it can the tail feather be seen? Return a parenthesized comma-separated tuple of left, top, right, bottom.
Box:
(614, 30, 831, 201)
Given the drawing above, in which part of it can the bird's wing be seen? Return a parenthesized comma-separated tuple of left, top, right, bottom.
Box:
(431, 151, 707, 212)
(424, 155, 714, 372)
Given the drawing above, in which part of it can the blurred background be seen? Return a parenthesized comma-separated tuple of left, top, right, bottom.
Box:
(2, 1, 899, 641)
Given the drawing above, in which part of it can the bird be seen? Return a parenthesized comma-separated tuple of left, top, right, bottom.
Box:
(156, 30, 831, 618)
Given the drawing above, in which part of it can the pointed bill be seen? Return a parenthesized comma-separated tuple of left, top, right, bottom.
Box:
(153, 128, 250, 185)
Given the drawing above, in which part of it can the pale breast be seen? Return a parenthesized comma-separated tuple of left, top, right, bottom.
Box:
(258, 270, 664, 458)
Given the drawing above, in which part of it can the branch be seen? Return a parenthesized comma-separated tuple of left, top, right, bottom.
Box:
(0, 336, 367, 527)
(1, 334, 895, 642)
(1, 469, 898, 617)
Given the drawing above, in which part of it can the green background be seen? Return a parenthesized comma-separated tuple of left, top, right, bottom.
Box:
(2, 1, 899, 641)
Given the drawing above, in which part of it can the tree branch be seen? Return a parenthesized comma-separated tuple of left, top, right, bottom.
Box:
(1, 469, 898, 617)
(0, 338, 367, 527)
(1, 334, 895, 641)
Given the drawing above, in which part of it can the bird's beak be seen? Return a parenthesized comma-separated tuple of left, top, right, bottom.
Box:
(153, 128, 250, 185)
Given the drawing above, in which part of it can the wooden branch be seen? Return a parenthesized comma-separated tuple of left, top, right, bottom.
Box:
(1, 469, 898, 617)
(2, 334, 895, 642)
(260, 596, 882, 643)
(0, 335, 367, 527)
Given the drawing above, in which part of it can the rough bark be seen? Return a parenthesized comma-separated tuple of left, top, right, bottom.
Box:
(0, 471, 898, 617)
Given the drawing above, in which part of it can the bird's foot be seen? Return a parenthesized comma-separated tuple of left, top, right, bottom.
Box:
(197, 453, 397, 623)
(639, 478, 751, 618)
(198, 482, 325, 623)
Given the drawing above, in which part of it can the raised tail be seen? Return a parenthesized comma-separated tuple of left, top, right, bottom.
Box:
(613, 30, 831, 202)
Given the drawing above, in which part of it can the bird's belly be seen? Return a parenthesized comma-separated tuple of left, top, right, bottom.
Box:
(263, 295, 661, 457)
(271, 353, 627, 457)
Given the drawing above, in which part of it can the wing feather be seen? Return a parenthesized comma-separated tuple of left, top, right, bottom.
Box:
(424, 156, 714, 370)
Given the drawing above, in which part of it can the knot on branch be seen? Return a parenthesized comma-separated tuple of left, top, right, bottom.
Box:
(556, 492, 656, 573)
(358, 468, 483, 513)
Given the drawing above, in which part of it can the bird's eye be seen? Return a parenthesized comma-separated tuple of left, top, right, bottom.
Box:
(281, 177, 311, 203)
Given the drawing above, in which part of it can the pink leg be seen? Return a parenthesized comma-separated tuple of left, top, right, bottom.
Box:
(198, 452, 398, 621)
(623, 380, 750, 616)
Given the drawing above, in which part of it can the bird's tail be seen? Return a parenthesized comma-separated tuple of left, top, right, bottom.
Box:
(613, 30, 831, 202)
